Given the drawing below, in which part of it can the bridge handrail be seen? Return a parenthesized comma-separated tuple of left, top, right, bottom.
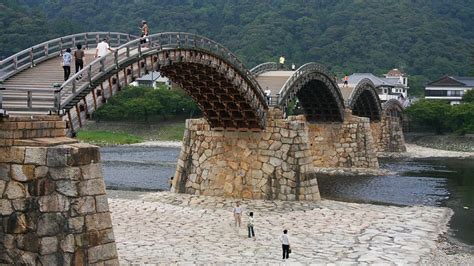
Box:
(277, 62, 340, 106)
(250, 62, 279, 76)
(57, 32, 267, 112)
(0, 32, 136, 81)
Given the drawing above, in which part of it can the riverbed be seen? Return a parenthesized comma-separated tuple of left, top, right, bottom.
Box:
(100, 145, 474, 246)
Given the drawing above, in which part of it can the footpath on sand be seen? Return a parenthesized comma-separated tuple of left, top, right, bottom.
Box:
(107, 191, 468, 264)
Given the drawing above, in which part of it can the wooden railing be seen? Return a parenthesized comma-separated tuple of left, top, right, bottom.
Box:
(56, 32, 266, 113)
(250, 62, 279, 76)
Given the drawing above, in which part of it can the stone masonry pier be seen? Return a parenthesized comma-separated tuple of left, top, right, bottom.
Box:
(172, 108, 321, 201)
(0, 116, 118, 265)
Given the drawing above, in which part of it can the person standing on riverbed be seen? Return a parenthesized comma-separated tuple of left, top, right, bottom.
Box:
(280, 229, 290, 260)
(233, 202, 243, 227)
(247, 212, 255, 240)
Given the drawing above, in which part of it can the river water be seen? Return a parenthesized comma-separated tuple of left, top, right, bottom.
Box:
(100, 146, 474, 246)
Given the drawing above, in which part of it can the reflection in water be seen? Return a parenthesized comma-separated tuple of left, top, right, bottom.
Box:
(319, 157, 474, 245)
(100, 146, 474, 246)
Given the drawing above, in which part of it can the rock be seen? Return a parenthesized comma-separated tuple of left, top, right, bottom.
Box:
(39, 254, 59, 265)
(40, 237, 58, 255)
(68, 217, 84, 233)
(0, 180, 6, 195)
(34, 166, 49, 179)
(56, 180, 78, 197)
(37, 213, 66, 237)
(39, 193, 70, 212)
(49, 167, 81, 181)
(0, 164, 10, 181)
(25, 148, 47, 165)
(0, 199, 13, 215)
(4, 181, 27, 199)
(87, 243, 117, 264)
(11, 164, 35, 182)
(61, 234, 75, 253)
(85, 213, 113, 231)
(71, 196, 96, 216)
(6, 212, 28, 233)
(80, 163, 103, 180)
(79, 179, 106, 196)
(95, 195, 109, 213)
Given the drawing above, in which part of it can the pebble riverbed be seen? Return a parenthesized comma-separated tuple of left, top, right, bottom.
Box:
(108, 191, 455, 264)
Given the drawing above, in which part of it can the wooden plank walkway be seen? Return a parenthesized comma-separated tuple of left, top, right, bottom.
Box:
(2, 50, 96, 114)
(255, 71, 294, 96)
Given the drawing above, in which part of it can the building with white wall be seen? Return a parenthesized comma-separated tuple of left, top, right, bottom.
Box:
(425, 76, 474, 105)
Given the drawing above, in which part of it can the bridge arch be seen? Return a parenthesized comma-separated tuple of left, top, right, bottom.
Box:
(382, 99, 404, 119)
(250, 62, 279, 76)
(57, 32, 268, 131)
(347, 78, 382, 121)
(278, 63, 345, 122)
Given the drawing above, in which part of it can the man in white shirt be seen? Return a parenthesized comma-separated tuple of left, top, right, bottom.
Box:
(280, 229, 290, 259)
(233, 202, 243, 227)
(95, 38, 114, 58)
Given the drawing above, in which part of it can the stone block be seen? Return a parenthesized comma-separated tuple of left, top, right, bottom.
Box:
(0, 180, 5, 195)
(85, 213, 113, 231)
(47, 147, 69, 167)
(81, 163, 103, 180)
(0, 199, 13, 215)
(95, 195, 110, 213)
(68, 217, 84, 233)
(88, 243, 117, 264)
(86, 228, 115, 247)
(28, 178, 56, 197)
(4, 181, 27, 199)
(68, 144, 101, 166)
(39, 254, 59, 265)
(11, 164, 35, 182)
(0, 164, 10, 181)
(49, 167, 81, 181)
(0, 147, 25, 164)
(71, 196, 96, 216)
(25, 148, 47, 165)
(12, 199, 27, 211)
(40, 236, 58, 255)
(34, 166, 49, 179)
(16, 232, 40, 253)
(56, 180, 79, 197)
(61, 234, 75, 253)
(6, 212, 28, 233)
(37, 213, 66, 237)
(39, 193, 70, 212)
(79, 179, 106, 196)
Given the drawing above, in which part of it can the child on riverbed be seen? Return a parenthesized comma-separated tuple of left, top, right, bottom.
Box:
(248, 212, 255, 240)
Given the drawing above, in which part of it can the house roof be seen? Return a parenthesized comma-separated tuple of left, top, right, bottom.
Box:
(348, 73, 405, 88)
(385, 68, 405, 77)
(427, 75, 474, 87)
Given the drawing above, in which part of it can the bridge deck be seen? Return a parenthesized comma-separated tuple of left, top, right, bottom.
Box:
(255, 71, 294, 96)
(2, 50, 96, 115)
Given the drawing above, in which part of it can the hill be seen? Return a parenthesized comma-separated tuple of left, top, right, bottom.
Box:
(2, 0, 474, 96)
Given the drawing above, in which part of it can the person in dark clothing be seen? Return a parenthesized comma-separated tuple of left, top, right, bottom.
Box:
(74, 44, 85, 73)
(280, 229, 290, 259)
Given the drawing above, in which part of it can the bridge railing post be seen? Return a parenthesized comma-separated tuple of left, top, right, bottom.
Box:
(88, 65, 92, 84)
(27, 90, 32, 109)
(0, 81, 5, 116)
(53, 83, 61, 114)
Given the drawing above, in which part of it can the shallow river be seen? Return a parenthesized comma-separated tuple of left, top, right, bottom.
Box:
(101, 146, 474, 245)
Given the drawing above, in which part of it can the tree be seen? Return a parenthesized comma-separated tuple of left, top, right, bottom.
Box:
(405, 99, 451, 134)
(462, 89, 474, 103)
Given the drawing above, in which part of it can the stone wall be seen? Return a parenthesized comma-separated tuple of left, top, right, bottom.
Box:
(0, 116, 118, 265)
(371, 115, 406, 153)
(172, 108, 321, 201)
(308, 110, 379, 168)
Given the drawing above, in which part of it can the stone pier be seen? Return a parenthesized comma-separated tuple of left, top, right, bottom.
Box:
(308, 110, 379, 168)
(172, 109, 321, 201)
(0, 116, 118, 265)
(371, 114, 406, 153)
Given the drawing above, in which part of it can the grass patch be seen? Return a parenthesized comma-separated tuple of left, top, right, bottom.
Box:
(76, 130, 144, 146)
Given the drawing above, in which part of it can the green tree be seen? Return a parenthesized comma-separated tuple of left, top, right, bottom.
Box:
(405, 99, 451, 134)
(462, 89, 474, 103)
(448, 103, 474, 135)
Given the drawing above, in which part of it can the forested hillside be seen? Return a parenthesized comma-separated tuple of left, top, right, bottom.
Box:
(2, 0, 474, 96)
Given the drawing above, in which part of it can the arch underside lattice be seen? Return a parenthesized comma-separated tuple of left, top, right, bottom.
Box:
(348, 82, 382, 121)
(283, 72, 345, 122)
(155, 49, 266, 130)
(382, 99, 404, 119)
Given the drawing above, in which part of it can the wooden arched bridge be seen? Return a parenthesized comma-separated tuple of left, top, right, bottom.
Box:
(0, 31, 404, 148)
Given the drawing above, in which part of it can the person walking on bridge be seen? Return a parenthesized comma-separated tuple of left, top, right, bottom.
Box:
(95, 38, 114, 58)
(279, 55, 285, 69)
(74, 43, 85, 79)
(140, 20, 150, 46)
(62, 48, 72, 81)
